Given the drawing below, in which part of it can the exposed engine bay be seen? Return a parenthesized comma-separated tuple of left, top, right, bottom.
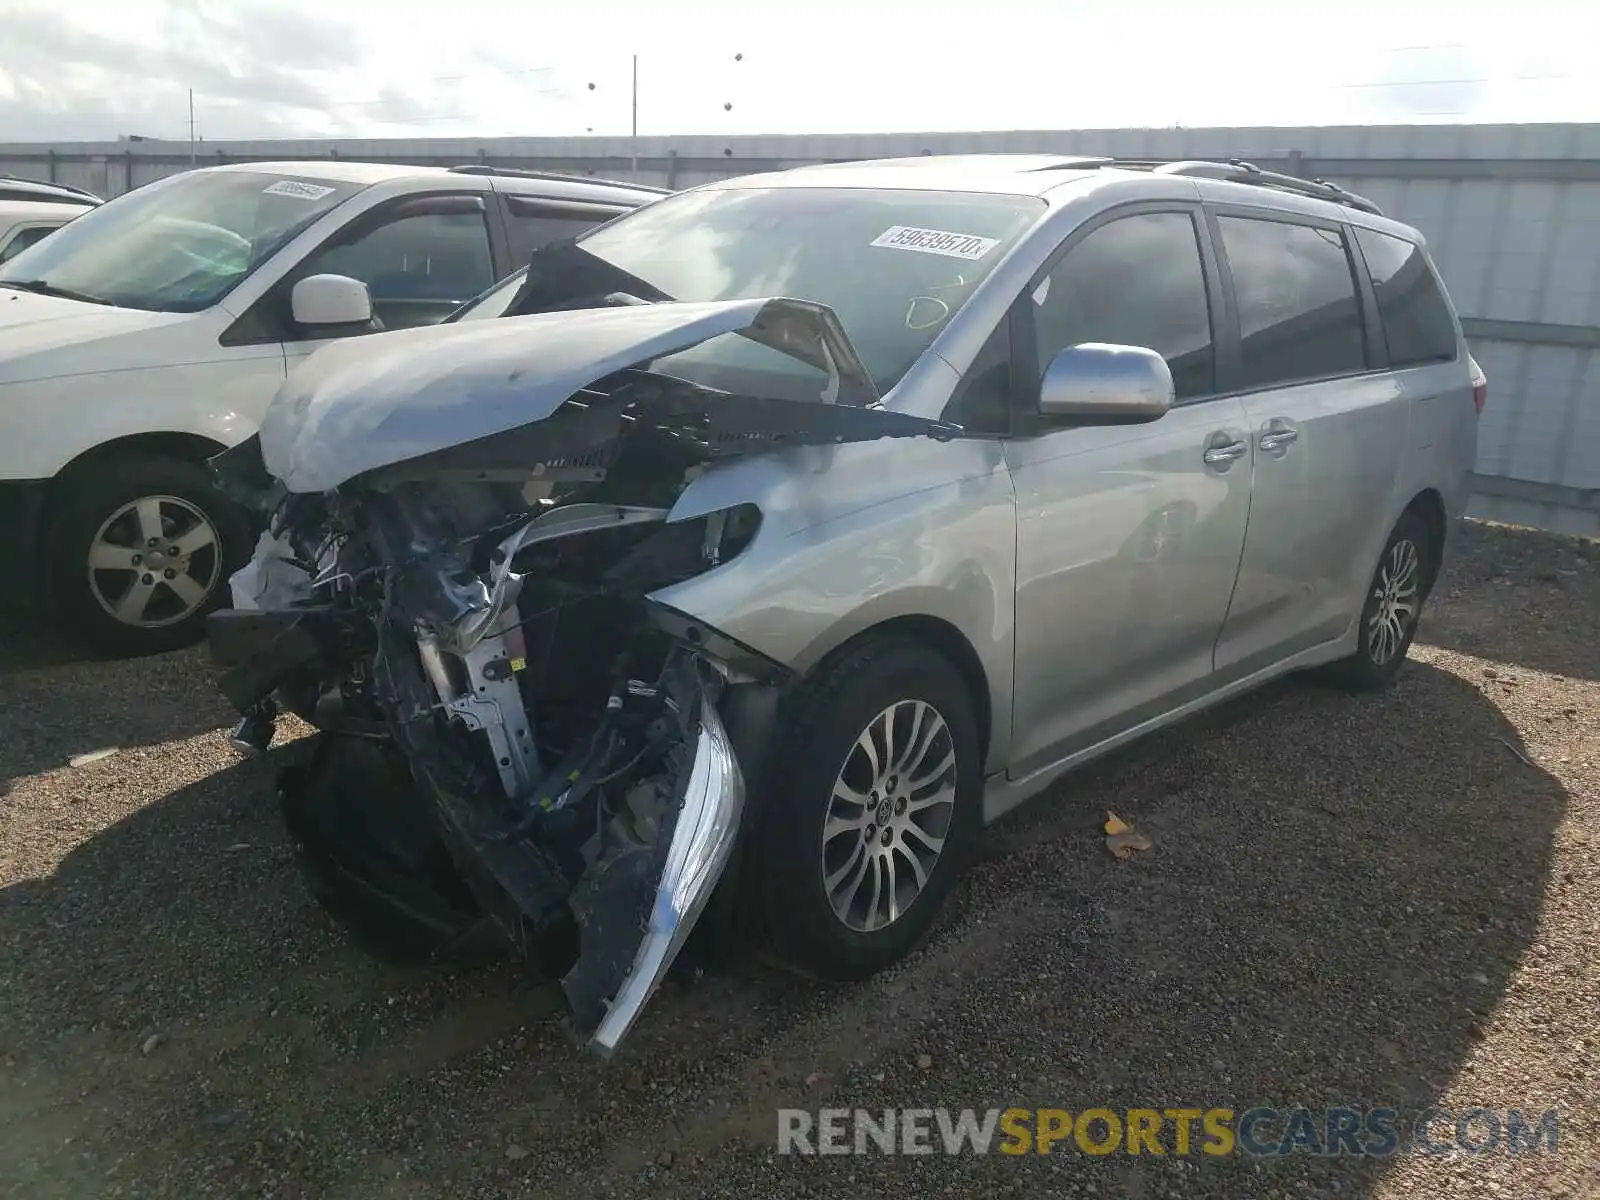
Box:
(205, 297, 961, 1054)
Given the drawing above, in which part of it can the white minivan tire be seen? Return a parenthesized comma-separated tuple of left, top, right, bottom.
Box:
(48, 454, 250, 658)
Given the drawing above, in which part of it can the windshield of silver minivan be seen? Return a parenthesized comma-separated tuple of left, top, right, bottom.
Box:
(0, 170, 364, 313)
(461, 186, 1043, 394)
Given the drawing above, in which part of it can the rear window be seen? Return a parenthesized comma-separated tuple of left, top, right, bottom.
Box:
(1354, 228, 1458, 366)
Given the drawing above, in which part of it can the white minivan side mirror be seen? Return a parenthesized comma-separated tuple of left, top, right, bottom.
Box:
(290, 274, 374, 328)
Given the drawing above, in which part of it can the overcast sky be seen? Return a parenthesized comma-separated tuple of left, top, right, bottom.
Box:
(0, 0, 1596, 144)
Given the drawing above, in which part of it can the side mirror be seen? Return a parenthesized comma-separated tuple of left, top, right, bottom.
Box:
(290, 274, 374, 329)
(1038, 343, 1174, 424)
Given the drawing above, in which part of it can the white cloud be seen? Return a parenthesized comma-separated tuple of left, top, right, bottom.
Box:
(0, 0, 1596, 142)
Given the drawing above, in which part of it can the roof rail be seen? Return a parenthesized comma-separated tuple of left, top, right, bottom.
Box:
(1025, 156, 1115, 171)
(0, 175, 103, 205)
(445, 164, 673, 194)
(1147, 158, 1383, 216)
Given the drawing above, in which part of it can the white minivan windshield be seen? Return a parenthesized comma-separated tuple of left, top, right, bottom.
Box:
(0, 170, 364, 313)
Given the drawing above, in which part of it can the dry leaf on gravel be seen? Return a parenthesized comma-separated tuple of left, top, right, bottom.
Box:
(1105, 810, 1154, 859)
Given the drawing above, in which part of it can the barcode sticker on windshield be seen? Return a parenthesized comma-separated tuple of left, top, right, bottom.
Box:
(263, 180, 337, 201)
(870, 225, 1000, 261)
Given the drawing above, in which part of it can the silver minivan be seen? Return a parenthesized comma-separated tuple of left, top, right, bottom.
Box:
(208, 155, 1482, 1055)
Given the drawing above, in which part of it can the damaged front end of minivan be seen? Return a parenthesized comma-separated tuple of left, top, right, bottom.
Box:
(205, 297, 959, 1055)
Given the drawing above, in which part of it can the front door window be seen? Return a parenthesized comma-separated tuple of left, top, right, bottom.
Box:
(304, 210, 495, 331)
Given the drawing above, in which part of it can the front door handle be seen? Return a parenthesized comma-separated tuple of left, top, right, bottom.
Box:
(1203, 440, 1248, 466)
(1258, 428, 1300, 453)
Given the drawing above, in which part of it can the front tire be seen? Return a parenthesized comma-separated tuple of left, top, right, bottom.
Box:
(47, 454, 251, 658)
(755, 636, 983, 980)
(1325, 510, 1433, 692)
(281, 735, 514, 969)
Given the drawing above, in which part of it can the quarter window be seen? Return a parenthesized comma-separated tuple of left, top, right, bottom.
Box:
(1217, 217, 1367, 389)
(1030, 212, 1215, 400)
(1354, 228, 1458, 366)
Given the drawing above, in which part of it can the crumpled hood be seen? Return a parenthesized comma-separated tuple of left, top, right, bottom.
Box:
(259, 297, 879, 494)
(0, 288, 182, 384)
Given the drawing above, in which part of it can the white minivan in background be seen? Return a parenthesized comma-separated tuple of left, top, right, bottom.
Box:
(0, 160, 663, 656)
(0, 176, 100, 265)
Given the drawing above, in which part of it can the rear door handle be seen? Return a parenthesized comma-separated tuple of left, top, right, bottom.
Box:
(1203, 440, 1248, 466)
(1258, 428, 1299, 452)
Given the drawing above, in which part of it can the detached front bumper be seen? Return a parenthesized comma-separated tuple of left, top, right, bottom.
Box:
(0, 479, 47, 610)
(208, 602, 752, 1056)
(590, 702, 746, 1055)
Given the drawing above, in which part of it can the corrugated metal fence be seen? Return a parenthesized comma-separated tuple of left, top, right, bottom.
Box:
(4, 124, 1598, 536)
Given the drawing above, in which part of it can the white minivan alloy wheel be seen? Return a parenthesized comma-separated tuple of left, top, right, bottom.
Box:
(86, 494, 222, 628)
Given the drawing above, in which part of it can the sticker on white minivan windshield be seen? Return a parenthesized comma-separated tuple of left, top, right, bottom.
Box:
(870, 225, 1001, 261)
(262, 180, 338, 201)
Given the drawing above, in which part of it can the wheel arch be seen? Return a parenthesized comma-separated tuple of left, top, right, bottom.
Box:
(1400, 487, 1448, 593)
(16, 434, 231, 603)
(803, 613, 996, 771)
(52, 432, 230, 489)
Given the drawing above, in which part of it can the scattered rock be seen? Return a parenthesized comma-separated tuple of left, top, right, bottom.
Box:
(69, 747, 119, 768)
(141, 1034, 164, 1055)
(916, 1053, 933, 1069)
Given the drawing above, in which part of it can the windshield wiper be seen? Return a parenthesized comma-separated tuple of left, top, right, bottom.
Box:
(0, 279, 111, 306)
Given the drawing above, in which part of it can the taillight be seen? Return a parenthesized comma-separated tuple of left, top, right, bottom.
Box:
(1472, 378, 1487, 414)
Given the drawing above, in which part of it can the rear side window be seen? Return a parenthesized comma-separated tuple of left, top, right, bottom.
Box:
(1218, 216, 1366, 389)
(1354, 228, 1458, 366)
(1031, 211, 1216, 400)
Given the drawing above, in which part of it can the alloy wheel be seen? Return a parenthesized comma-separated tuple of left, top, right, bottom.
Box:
(1367, 536, 1420, 665)
(820, 699, 958, 933)
(86, 494, 222, 628)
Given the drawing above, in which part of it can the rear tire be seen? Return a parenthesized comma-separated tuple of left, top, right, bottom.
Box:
(48, 454, 251, 658)
(1324, 510, 1434, 692)
(754, 636, 983, 980)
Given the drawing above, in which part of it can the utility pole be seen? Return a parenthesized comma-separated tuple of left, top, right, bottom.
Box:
(630, 55, 639, 182)
(187, 89, 196, 166)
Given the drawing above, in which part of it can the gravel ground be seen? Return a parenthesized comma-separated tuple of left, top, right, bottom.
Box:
(1, 518, 1596, 1199)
